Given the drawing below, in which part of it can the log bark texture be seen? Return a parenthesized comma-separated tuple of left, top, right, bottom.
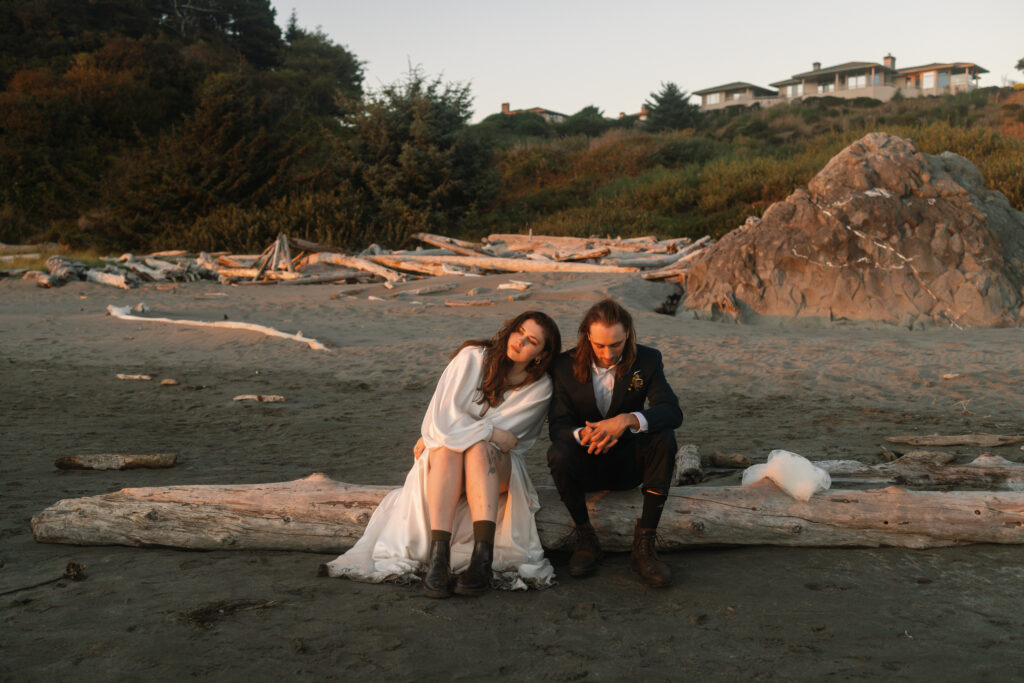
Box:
(30, 474, 1024, 553)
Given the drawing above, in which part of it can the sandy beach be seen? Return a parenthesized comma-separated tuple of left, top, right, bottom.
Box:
(3, 272, 1023, 680)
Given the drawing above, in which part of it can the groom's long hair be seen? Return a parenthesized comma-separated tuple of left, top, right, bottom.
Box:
(454, 311, 561, 410)
(572, 299, 637, 383)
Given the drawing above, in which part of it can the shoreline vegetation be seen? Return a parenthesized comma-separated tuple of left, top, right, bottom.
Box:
(3, 4, 1023, 256)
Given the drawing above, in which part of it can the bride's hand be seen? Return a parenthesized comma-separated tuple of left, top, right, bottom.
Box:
(413, 437, 426, 460)
(490, 428, 517, 454)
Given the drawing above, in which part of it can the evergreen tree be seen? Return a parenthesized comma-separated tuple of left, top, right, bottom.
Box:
(559, 105, 611, 137)
(344, 68, 495, 244)
(644, 82, 699, 131)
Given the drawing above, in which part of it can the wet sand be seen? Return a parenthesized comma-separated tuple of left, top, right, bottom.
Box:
(2, 273, 1023, 680)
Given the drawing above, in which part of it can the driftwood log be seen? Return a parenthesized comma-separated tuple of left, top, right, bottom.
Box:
(369, 253, 639, 274)
(885, 434, 1024, 447)
(821, 454, 1024, 490)
(30, 473, 1024, 553)
(54, 453, 176, 471)
(672, 444, 704, 485)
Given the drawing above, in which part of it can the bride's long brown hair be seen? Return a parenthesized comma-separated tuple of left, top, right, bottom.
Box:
(454, 311, 561, 410)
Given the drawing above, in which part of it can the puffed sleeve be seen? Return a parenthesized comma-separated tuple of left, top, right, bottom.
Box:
(421, 347, 495, 452)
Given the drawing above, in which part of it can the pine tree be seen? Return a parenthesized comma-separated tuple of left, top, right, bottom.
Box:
(644, 82, 699, 131)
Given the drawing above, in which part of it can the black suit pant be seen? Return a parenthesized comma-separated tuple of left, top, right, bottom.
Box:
(547, 429, 676, 526)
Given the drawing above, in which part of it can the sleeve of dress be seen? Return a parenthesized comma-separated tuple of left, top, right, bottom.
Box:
(421, 347, 495, 452)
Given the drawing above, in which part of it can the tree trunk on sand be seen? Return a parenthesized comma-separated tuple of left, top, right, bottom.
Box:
(30, 474, 1024, 553)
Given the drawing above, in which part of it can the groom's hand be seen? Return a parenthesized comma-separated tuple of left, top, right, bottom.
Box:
(582, 414, 638, 455)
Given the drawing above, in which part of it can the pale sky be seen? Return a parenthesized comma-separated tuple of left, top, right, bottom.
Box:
(271, 0, 1024, 122)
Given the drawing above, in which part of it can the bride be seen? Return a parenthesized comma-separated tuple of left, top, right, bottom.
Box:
(323, 311, 562, 597)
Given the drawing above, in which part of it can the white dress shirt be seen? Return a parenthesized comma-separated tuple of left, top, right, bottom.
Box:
(573, 362, 648, 444)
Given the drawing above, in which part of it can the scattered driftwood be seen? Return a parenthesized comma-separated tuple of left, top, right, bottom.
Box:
(233, 395, 286, 403)
(106, 304, 328, 351)
(30, 474, 1024, 552)
(116, 373, 152, 381)
(445, 298, 493, 307)
(672, 444, 704, 485)
(18, 231, 714, 292)
(820, 453, 1024, 490)
(372, 252, 639, 274)
(412, 232, 485, 257)
(708, 452, 751, 469)
(885, 433, 1024, 447)
(55, 453, 177, 471)
(304, 252, 404, 283)
(395, 282, 457, 297)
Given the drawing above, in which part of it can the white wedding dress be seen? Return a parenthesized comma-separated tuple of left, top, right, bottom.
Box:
(323, 346, 556, 589)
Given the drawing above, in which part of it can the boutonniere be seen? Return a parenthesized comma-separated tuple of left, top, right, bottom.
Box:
(627, 370, 644, 392)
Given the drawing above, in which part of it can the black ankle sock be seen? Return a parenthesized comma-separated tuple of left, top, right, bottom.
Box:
(565, 497, 590, 527)
(640, 490, 666, 529)
(430, 529, 452, 543)
(472, 520, 496, 544)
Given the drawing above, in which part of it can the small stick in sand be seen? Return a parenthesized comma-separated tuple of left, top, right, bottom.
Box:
(55, 453, 177, 470)
(233, 395, 286, 403)
(117, 374, 152, 381)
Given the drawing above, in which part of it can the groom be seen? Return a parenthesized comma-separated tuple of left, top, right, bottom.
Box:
(547, 299, 682, 587)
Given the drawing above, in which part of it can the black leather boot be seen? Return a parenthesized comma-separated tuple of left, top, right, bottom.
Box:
(631, 520, 671, 588)
(568, 523, 603, 577)
(423, 539, 453, 598)
(454, 541, 493, 596)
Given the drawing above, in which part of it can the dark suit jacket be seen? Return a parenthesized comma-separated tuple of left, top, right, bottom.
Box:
(548, 344, 683, 444)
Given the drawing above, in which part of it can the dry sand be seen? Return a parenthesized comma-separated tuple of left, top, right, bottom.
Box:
(2, 273, 1023, 680)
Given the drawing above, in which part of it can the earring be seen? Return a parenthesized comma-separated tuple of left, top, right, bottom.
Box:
(533, 358, 542, 365)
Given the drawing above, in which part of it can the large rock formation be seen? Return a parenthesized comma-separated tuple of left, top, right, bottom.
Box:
(681, 132, 1024, 326)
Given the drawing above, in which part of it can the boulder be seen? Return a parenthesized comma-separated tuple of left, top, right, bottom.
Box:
(680, 132, 1024, 326)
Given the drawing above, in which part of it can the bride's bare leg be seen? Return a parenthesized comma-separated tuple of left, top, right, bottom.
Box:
(426, 447, 464, 532)
(464, 442, 511, 523)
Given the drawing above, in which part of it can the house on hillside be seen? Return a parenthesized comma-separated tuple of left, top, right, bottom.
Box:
(693, 82, 778, 111)
(771, 55, 901, 104)
(500, 102, 568, 124)
(697, 54, 987, 111)
(897, 62, 987, 96)
(617, 104, 649, 121)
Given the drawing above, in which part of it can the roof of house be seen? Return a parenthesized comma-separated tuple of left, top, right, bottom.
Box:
(693, 81, 777, 96)
(769, 77, 802, 87)
(790, 61, 897, 80)
(514, 106, 568, 118)
(897, 62, 988, 75)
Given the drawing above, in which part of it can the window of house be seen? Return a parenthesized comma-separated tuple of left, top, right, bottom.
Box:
(937, 72, 949, 87)
(951, 73, 968, 86)
(787, 84, 801, 97)
(731, 92, 743, 100)
(922, 72, 936, 89)
(707, 92, 721, 104)
(848, 74, 867, 89)
(872, 73, 882, 85)
(818, 82, 834, 93)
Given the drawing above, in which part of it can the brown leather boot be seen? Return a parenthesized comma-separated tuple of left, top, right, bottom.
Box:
(568, 523, 603, 577)
(423, 539, 453, 598)
(631, 521, 671, 588)
(454, 541, 494, 596)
